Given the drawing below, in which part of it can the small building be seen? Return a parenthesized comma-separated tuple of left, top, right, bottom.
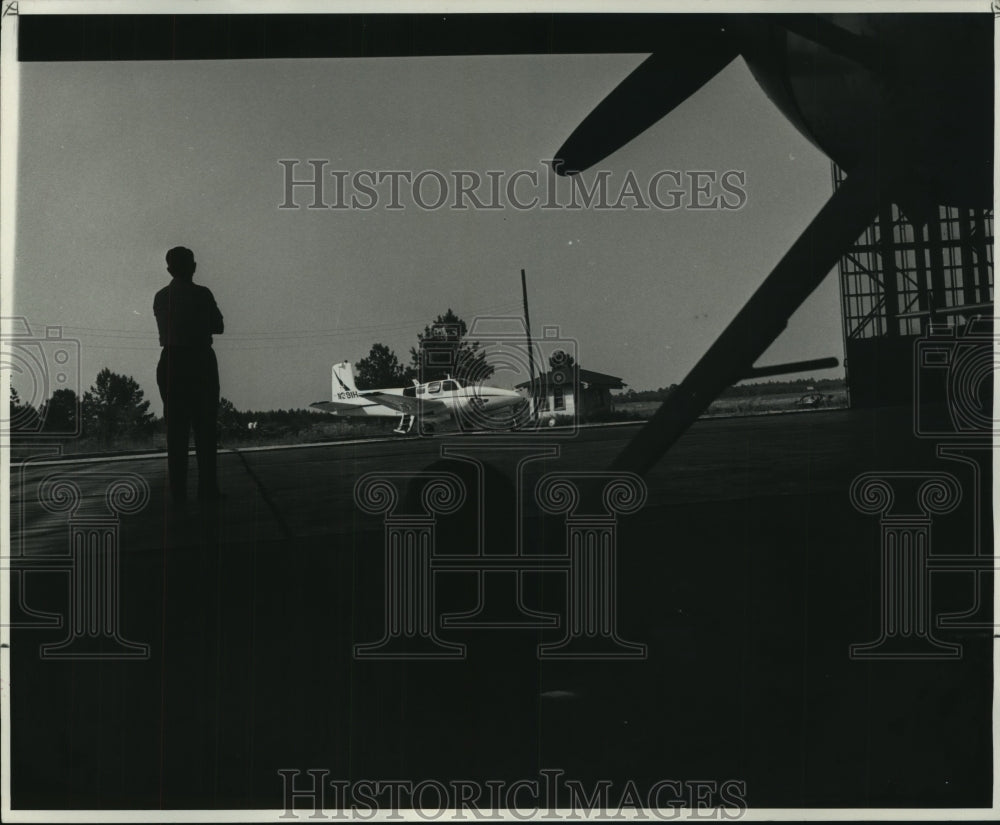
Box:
(516, 365, 625, 420)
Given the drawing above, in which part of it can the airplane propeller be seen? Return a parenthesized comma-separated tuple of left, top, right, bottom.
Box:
(549, 13, 993, 476)
(554, 22, 738, 175)
(554, 15, 991, 195)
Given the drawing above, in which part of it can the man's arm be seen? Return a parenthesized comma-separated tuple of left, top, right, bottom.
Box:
(153, 290, 168, 347)
(207, 289, 224, 335)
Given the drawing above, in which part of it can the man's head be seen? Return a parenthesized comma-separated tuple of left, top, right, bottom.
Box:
(165, 246, 196, 280)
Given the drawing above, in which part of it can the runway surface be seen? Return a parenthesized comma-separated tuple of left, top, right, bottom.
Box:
(8, 408, 993, 811)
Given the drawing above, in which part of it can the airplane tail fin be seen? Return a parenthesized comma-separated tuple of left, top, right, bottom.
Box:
(332, 360, 359, 397)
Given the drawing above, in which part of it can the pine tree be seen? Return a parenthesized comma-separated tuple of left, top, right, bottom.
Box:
(81, 369, 155, 442)
(409, 309, 495, 383)
(355, 343, 415, 390)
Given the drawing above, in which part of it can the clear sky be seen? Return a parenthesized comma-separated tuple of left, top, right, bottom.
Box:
(14, 53, 842, 416)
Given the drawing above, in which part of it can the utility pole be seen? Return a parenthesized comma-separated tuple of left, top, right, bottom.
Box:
(521, 268, 536, 420)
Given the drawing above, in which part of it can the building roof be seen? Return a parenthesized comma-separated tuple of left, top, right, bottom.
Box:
(515, 366, 625, 391)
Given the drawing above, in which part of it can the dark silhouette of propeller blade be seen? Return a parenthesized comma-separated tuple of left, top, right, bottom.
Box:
(554, 27, 738, 175)
(610, 164, 889, 476)
(776, 15, 882, 71)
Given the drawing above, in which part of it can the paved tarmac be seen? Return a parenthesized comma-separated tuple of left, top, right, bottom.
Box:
(8, 408, 993, 811)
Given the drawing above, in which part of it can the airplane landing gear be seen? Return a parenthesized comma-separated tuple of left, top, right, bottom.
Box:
(393, 414, 416, 435)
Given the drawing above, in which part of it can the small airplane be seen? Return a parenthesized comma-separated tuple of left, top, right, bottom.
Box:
(311, 360, 527, 434)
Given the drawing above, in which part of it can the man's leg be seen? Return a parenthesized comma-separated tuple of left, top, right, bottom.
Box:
(159, 352, 190, 503)
(193, 404, 218, 498)
(193, 353, 222, 500)
(165, 396, 192, 501)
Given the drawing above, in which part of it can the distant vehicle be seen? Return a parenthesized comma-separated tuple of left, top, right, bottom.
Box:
(310, 361, 525, 434)
(796, 393, 826, 408)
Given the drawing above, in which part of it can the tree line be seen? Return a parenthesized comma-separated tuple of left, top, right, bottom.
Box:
(353, 308, 493, 389)
(620, 376, 846, 402)
(8, 308, 497, 443)
(9, 369, 154, 443)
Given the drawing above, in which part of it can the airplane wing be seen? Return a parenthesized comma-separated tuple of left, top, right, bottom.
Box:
(310, 400, 377, 412)
(363, 393, 448, 415)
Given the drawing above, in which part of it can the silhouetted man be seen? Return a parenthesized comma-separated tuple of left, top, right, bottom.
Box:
(154, 246, 225, 504)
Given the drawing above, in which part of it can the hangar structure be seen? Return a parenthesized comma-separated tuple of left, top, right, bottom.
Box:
(834, 165, 995, 408)
(516, 364, 624, 421)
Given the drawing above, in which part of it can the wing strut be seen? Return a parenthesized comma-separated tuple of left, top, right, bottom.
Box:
(610, 165, 888, 476)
